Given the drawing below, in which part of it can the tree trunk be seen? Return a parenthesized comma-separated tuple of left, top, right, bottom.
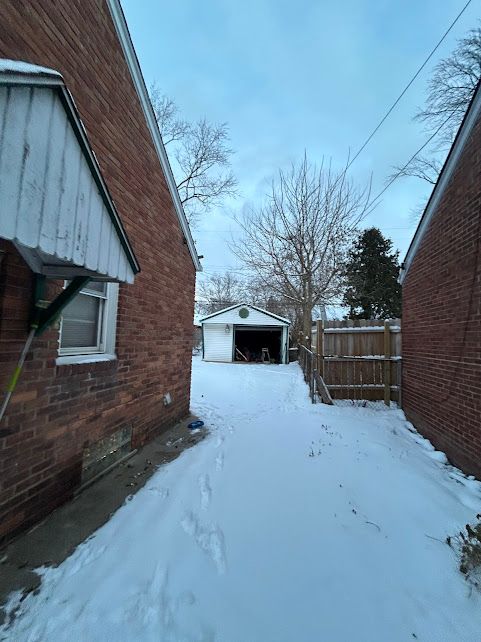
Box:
(301, 304, 312, 348)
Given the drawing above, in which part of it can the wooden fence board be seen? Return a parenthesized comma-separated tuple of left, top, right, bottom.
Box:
(310, 318, 401, 403)
(314, 370, 334, 405)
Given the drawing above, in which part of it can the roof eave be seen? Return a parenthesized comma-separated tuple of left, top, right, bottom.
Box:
(199, 302, 291, 324)
(106, 0, 202, 273)
(198, 302, 246, 322)
(400, 79, 481, 285)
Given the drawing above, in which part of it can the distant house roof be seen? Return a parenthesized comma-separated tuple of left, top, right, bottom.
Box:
(0, 61, 140, 283)
(106, 0, 201, 272)
(199, 303, 291, 324)
(399, 78, 481, 284)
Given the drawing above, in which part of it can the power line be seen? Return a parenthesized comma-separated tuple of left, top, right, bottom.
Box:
(369, 112, 455, 206)
(347, 0, 473, 170)
(199, 3, 472, 265)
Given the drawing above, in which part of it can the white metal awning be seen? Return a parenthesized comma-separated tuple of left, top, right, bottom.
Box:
(0, 60, 140, 283)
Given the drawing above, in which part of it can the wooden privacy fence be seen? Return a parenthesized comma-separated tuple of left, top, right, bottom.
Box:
(299, 319, 401, 405)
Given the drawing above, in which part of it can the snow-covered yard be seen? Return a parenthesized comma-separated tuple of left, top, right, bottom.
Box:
(2, 358, 481, 641)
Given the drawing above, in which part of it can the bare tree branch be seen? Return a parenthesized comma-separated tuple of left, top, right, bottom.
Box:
(149, 84, 189, 145)
(387, 27, 481, 185)
(197, 272, 245, 315)
(149, 84, 238, 225)
(388, 155, 443, 185)
(392, 24, 481, 187)
(416, 26, 481, 148)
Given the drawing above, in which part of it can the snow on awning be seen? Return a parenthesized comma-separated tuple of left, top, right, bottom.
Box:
(0, 60, 140, 283)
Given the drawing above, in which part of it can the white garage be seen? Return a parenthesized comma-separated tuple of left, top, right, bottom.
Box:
(200, 304, 290, 364)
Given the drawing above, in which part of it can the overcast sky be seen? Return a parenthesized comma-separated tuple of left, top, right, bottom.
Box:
(121, 0, 479, 281)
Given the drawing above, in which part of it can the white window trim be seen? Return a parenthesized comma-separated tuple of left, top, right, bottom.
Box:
(56, 282, 119, 364)
(56, 353, 117, 366)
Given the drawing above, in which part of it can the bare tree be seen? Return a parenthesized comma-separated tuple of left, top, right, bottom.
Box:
(231, 154, 371, 346)
(417, 25, 481, 147)
(197, 272, 245, 316)
(150, 84, 237, 224)
(392, 25, 481, 184)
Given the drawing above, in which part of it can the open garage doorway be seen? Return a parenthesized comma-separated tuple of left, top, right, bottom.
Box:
(234, 327, 283, 363)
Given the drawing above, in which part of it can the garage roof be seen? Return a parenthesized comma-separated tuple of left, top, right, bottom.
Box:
(199, 303, 290, 324)
(0, 60, 140, 283)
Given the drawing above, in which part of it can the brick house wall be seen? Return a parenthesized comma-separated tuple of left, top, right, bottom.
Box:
(402, 113, 481, 479)
(0, 1, 196, 543)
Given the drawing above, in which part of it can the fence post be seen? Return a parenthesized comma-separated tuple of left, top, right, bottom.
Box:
(384, 320, 391, 406)
(316, 319, 324, 378)
(310, 352, 314, 401)
(311, 363, 316, 403)
(397, 358, 402, 408)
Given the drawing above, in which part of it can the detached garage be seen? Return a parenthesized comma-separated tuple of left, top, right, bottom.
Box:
(200, 304, 290, 364)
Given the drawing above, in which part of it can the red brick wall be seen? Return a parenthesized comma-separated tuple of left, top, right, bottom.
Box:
(402, 113, 481, 479)
(0, 0, 196, 543)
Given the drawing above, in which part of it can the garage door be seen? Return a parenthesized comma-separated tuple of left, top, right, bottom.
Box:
(203, 323, 233, 362)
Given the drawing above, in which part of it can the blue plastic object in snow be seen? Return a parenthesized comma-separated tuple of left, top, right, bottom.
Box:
(188, 420, 204, 430)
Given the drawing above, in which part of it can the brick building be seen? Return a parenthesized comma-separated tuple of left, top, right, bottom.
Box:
(400, 80, 481, 479)
(0, 0, 201, 544)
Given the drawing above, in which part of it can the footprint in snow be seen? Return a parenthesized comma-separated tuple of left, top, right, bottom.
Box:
(181, 512, 227, 575)
(124, 563, 172, 628)
(199, 474, 212, 510)
(215, 452, 224, 472)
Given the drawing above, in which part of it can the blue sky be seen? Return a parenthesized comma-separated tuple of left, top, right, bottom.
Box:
(121, 0, 479, 278)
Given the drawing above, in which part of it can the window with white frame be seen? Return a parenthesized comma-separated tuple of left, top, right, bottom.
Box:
(59, 281, 119, 357)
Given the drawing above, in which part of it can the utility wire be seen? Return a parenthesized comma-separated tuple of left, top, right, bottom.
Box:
(201, 2, 472, 278)
(369, 111, 456, 206)
(347, 0, 473, 170)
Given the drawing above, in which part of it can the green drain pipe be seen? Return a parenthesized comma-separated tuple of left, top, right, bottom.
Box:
(0, 275, 90, 425)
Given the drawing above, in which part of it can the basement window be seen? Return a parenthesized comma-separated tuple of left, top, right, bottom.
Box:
(58, 282, 119, 358)
(81, 425, 133, 487)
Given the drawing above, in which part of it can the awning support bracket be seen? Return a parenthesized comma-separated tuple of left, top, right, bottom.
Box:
(0, 276, 90, 428)
(32, 276, 90, 336)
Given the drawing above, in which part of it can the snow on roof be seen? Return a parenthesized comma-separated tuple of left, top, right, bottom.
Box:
(0, 59, 61, 77)
(199, 303, 290, 324)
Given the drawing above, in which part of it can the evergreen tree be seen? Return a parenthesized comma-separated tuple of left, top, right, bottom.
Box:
(343, 228, 402, 319)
